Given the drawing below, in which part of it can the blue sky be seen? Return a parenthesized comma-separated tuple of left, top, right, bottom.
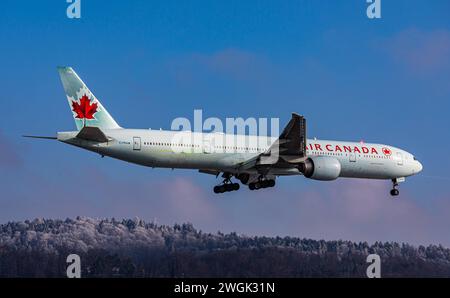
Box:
(1, 0, 450, 245)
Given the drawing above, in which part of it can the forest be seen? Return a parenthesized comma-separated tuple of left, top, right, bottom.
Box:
(0, 217, 449, 277)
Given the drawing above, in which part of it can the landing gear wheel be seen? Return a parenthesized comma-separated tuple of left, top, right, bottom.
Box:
(248, 178, 275, 190)
(390, 179, 400, 197)
(213, 185, 226, 193)
(261, 180, 269, 188)
(224, 183, 239, 192)
(390, 189, 399, 196)
(213, 174, 241, 194)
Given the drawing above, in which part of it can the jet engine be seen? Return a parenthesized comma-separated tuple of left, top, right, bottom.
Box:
(299, 156, 341, 181)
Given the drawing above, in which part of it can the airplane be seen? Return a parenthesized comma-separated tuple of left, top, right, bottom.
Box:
(24, 67, 423, 197)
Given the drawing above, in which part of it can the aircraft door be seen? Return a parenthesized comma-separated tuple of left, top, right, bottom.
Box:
(133, 137, 141, 151)
(203, 136, 214, 154)
(349, 153, 356, 162)
(397, 152, 403, 165)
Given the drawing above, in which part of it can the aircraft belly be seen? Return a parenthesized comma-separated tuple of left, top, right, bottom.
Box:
(339, 158, 394, 179)
(104, 146, 249, 170)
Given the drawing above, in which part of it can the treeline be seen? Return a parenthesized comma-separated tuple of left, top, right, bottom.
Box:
(0, 217, 449, 277)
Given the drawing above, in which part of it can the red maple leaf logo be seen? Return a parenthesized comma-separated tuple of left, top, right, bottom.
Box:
(382, 147, 392, 156)
(71, 95, 98, 120)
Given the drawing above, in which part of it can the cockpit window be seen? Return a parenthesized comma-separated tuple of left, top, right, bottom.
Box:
(413, 156, 417, 160)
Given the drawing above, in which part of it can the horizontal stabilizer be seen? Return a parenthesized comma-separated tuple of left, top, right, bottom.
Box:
(76, 126, 109, 143)
(23, 135, 57, 140)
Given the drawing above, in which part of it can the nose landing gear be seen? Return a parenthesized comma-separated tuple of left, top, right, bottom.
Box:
(390, 178, 400, 196)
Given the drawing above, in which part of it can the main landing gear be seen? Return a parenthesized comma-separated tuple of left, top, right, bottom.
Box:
(390, 179, 400, 197)
(212, 173, 276, 194)
(248, 178, 275, 190)
(213, 183, 239, 193)
(213, 174, 240, 194)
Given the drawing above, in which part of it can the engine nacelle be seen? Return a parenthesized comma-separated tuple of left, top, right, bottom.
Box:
(299, 156, 341, 181)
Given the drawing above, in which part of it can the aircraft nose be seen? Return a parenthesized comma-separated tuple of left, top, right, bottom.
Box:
(416, 160, 423, 173)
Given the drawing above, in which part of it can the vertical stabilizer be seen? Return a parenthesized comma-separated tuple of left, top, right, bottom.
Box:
(57, 66, 121, 130)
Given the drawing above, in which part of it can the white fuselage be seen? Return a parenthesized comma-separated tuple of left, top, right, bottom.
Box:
(57, 128, 423, 180)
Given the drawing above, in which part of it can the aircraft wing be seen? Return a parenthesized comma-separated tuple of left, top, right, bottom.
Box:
(235, 113, 307, 173)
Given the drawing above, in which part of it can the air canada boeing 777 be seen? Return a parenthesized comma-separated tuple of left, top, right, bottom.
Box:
(25, 67, 423, 196)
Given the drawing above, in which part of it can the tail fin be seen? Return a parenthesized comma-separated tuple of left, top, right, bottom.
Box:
(57, 66, 121, 130)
